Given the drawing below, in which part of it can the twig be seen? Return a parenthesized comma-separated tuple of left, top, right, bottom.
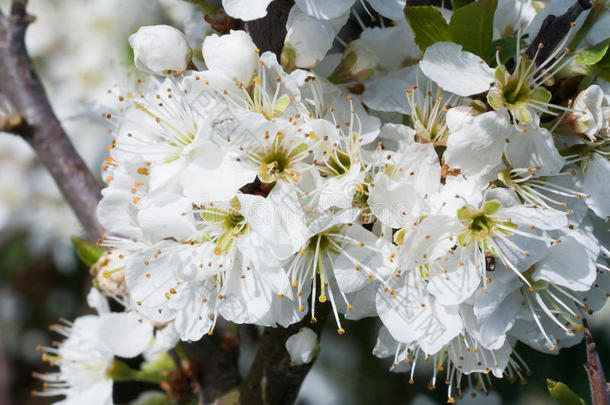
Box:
(181, 320, 241, 404)
(241, 0, 294, 59)
(583, 319, 610, 405)
(0, 1, 104, 239)
(238, 304, 330, 405)
(0, 334, 11, 405)
(525, 0, 592, 65)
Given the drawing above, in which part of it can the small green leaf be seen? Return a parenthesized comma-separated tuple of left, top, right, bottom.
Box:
(404, 6, 450, 53)
(453, 0, 475, 9)
(71, 236, 105, 267)
(547, 379, 586, 405)
(448, 0, 498, 58)
(576, 39, 610, 66)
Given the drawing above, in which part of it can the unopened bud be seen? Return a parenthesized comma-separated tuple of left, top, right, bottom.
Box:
(285, 327, 319, 366)
(328, 39, 378, 84)
(129, 25, 191, 76)
(91, 250, 128, 296)
(0, 95, 21, 131)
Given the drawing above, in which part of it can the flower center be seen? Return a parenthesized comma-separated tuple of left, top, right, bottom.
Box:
(457, 201, 514, 248)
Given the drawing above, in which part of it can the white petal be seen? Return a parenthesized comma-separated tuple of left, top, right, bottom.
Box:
(202, 30, 258, 85)
(87, 288, 110, 315)
(445, 111, 511, 180)
(367, 0, 407, 20)
(98, 312, 153, 358)
(360, 25, 420, 70)
(498, 204, 568, 230)
(222, 0, 273, 21)
(479, 290, 520, 350)
(146, 323, 180, 359)
(137, 193, 197, 241)
(420, 42, 494, 97)
(583, 154, 610, 219)
(417, 301, 462, 355)
(181, 150, 256, 203)
(295, 0, 355, 20)
(284, 6, 337, 68)
(368, 173, 421, 228)
(427, 246, 481, 305)
(505, 126, 564, 175)
(285, 327, 318, 365)
(533, 237, 597, 291)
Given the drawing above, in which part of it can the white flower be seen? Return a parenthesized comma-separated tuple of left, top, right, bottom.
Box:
(285, 208, 394, 332)
(129, 25, 191, 75)
(200, 30, 303, 120)
(33, 311, 152, 404)
(420, 40, 572, 125)
(328, 39, 379, 84)
(563, 85, 606, 140)
(285, 327, 319, 365)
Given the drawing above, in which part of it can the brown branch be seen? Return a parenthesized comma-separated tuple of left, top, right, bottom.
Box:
(242, 0, 294, 59)
(0, 0, 104, 239)
(0, 333, 11, 405)
(238, 305, 330, 405)
(525, 0, 592, 65)
(182, 320, 241, 404)
(583, 320, 610, 405)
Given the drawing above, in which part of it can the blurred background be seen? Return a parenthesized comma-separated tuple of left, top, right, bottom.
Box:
(0, 1, 607, 404)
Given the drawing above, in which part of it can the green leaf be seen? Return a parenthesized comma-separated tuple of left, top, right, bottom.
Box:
(71, 236, 105, 267)
(448, 0, 498, 58)
(453, 0, 475, 9)
(404, 6, 450, 53)
(589, 39, 610, 81)
(547, 379, 586, 405)
(489, 37, 519, 66)
(576, 39, 610, 66)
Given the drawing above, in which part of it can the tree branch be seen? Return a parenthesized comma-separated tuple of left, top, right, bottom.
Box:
(0, 0, 104, 239)
(238, 305, 330, 405)
(525, 0, 592, 65)
(583, 320, 610, 405)
(242, 0, 294, 59)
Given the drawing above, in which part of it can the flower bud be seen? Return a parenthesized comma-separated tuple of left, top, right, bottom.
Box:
(285, 327, 319, 365)
(129, 25, 191, 76)
(0, 95, 21, 131)
(90, 249, 128, 297)
(328, 39, 378, 84)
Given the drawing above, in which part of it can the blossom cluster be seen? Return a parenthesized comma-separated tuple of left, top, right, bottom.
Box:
(35, 0, 609, 403)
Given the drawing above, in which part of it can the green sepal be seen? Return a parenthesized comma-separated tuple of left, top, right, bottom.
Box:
(71, 236, 106, 267)
(483, 201, 502, 215)
(546, 379, 586, 405)
(107, 359, 166, 384)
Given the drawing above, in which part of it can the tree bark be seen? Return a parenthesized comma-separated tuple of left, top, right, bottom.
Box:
(583, 320, 610, 405)
(0, 1, 105, 240)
